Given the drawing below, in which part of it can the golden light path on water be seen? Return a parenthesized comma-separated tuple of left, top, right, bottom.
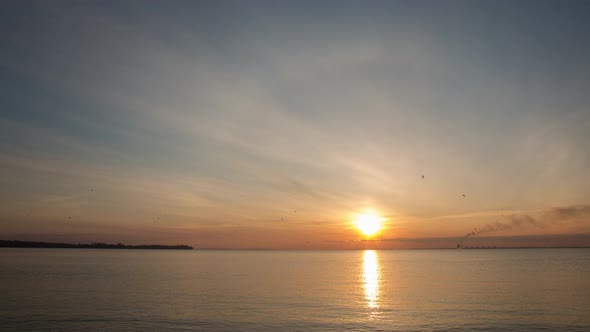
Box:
(363, 250, 380, 310)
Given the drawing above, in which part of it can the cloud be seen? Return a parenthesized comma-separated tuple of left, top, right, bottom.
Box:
(1, 2, 590, 247)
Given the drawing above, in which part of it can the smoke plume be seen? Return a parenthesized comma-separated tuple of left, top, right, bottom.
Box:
(463, 204, 590, 238)
(463, 215, 539, 238)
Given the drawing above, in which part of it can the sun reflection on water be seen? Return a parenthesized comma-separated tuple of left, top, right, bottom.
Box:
(363, 250, 380, 310)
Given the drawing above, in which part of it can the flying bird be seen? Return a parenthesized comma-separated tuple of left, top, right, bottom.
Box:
(421, 175, 424, 179)
(462, 194, 466, 197)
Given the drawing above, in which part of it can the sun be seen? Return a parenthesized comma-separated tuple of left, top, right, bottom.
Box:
(354, 212, 383, 236)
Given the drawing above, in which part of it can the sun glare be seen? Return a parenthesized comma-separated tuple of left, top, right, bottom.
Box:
(355, 212, 382, 236)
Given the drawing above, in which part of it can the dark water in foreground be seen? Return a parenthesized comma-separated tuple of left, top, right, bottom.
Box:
(1, 248, 589, 331)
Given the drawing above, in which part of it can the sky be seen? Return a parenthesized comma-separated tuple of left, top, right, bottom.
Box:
(1, 0, 590, 249)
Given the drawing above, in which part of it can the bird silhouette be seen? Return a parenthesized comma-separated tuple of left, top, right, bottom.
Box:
(421, 175, 424, 179)
(462, 194, 466, 197)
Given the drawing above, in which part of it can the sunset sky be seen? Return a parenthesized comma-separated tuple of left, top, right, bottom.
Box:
(1, 1, 589, 248)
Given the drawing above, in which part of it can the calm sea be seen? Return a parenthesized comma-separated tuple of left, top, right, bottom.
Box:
(1, 248, 589, 331)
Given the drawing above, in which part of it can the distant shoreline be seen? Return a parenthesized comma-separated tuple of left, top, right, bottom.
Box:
(1, 240, 588, 251)
(0, 240, 192, 250)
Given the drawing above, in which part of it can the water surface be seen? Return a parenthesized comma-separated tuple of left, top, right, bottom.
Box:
(1, 248, 589, 331)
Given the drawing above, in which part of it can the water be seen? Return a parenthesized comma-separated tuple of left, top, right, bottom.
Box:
(1, 248, 589, 331)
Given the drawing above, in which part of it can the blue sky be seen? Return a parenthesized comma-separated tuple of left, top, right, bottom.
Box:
(1, 1, 589, 248)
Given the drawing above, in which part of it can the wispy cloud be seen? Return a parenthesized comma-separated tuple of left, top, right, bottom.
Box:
(1, 2, 589, 247)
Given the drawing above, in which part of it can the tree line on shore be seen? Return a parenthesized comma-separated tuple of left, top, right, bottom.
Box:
(0, 240, 192, 250)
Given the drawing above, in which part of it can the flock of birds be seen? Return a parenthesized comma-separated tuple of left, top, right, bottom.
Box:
(423, 174, 467, 197)
(280, 210, 297, 222)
